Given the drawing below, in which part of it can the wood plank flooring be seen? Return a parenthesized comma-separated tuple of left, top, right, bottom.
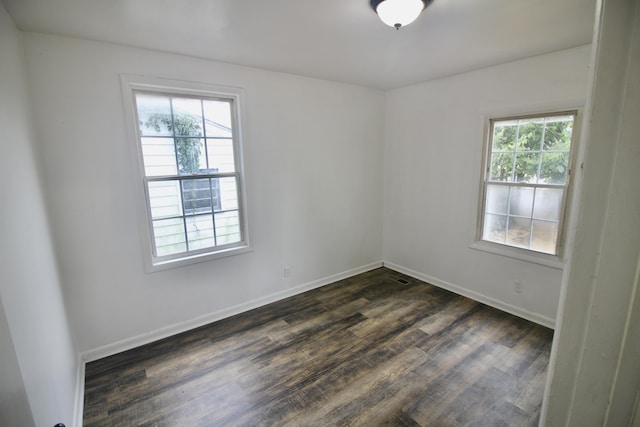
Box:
(83, 268, 553, 426)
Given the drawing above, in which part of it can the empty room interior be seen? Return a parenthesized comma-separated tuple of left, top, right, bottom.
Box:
(1, 0, 639, 426)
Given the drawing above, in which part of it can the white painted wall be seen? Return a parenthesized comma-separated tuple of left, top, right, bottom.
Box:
(0, 3, 79, 426)
(383, 45, 591, 325)
(21, 33, 385, 356)
(0, 302, 34, 427)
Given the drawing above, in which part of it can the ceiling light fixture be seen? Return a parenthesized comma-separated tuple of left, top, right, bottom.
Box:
(370, 0, 431, 30)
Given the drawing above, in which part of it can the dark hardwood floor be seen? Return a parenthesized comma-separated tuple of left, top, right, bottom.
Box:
(83, 267, 553, 426)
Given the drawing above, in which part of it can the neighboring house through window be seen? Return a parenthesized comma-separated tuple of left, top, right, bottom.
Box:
(122, 76, 250, 271)
(478, 111, 578, 260)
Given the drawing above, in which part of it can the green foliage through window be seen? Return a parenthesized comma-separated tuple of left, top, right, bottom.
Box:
(143, 113, 203, 174)
(490, 116, 573, 184)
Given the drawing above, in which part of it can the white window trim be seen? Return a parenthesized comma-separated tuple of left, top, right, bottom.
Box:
(471, 108, 582, 269)
(121, 75, 252, 272)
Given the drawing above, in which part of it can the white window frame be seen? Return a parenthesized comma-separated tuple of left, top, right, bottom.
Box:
(472, 110, 580, 268)
(121, 75, 251, 272)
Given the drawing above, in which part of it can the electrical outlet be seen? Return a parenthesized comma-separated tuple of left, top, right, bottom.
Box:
(513, 281, 523, 294)
(284, 266, 291, 278)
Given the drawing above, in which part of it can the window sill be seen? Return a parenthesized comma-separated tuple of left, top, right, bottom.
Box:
(469, 241, 565, 269)
(146, 244, 253, 273)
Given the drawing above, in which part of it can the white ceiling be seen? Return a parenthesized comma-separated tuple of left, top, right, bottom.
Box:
(3, 0, 596, 89)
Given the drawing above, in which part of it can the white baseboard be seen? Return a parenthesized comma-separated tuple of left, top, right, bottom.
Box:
(383, 261, 556, 329)
(81, 261, 383, 363)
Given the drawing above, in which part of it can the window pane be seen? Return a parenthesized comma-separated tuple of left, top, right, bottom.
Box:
(148, 181, 182, 219)
(482, 113, 575, 257)
(533, 188, 563, 221)
(483, 214, 507, 244)
(203, 100, 233, 137)
(531, 220, 558, 254)
(489, 153, 514, 182)
(176, 138, 205, 175)
(492, 121, 517, 152)
(516, 119, 544, 151)
(206, 138, 236, 173)
(485, 185, 509, 214)
(182, 179, 212, 215)
(543, 116, 573, 151)
(219, 177, 239, 211)
(215, 211, 241, 245)
(514, 152, 540, 183)
(136, 94, 173, 136)
(539, 152, 569, 184)
(506, 217, 531, 248)
(509, 186, 534, 217)
(141, 137, 177, 176)
(131, 82, 247, 264)
(186, 214, 215, 251)
(153, 218, 186, 256)
(172, 98, 204, 137)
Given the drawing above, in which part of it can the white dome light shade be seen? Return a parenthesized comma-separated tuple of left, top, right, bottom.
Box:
(374, 0, 426, 29)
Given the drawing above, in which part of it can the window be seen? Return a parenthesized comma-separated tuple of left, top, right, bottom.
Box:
(479, 111, 577, 258)
(122, 76, 250, 270)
